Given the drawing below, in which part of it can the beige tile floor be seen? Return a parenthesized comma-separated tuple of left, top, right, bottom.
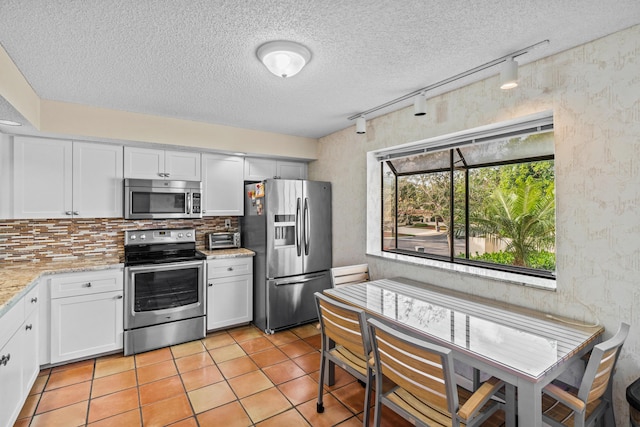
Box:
(14, 323, 422, 427)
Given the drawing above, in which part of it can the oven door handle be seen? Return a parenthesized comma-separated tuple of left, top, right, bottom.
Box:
(125, 260, 204, 273)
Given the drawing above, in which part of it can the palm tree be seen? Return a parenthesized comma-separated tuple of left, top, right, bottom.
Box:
(471, 182, 555, 267)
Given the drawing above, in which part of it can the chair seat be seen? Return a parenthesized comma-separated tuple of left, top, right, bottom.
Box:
(542, 391, 602, 427)
(328, 345, 369, 376)
(386, 385, 505, 427)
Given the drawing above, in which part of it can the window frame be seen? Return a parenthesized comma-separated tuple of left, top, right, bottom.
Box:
(375, 112, 556, 282)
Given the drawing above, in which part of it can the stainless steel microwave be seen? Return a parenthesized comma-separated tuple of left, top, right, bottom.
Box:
(124, 179, 202, 219)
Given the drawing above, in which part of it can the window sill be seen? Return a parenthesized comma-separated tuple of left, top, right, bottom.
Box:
(366, 249, 557, 291)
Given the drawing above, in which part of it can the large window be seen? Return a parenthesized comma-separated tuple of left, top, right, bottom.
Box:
(382, 122, 555, 279)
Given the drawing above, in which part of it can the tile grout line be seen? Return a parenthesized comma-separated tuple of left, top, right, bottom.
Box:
(18, 325, 369, 427)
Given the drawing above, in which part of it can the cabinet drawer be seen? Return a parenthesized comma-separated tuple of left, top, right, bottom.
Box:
(0, 300, 24, 350)
(207, 257, 253, 279)
(50, 270, 123, 299)
(23, 283, 40, 317)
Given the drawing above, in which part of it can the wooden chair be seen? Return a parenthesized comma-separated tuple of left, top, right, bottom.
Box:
(367, 317, 505, 427)
(330, 263, 369, 287)
(542, 322, 630, 427)
(314, 292, 373, 426)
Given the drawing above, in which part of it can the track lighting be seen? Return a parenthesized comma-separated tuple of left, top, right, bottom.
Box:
(347, 40, 548, 124)
(500, 57, 518, 90)
(413, 92, 427, 116)
(356, 116, 366, 134)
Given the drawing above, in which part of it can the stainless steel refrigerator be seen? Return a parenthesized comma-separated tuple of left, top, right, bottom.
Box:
(242, 179, 332, 334)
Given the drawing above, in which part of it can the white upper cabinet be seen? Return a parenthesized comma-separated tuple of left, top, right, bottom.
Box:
(13, 137, 123, 219)
(277, 161, 307, 180)
(72, 142, 123, 218)
(244, 158, 307, 181)
(14, 137, 73, 219)
(202, 154, 244, 216)
(124, 147, 201, 181)
(165, 150, 201, 181)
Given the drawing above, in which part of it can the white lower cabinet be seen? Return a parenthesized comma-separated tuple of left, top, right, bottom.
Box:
(22, 309, 39, 394)
(207, 257, 253, 331)
(49, 269, 124, 364)
(0, 282, 40, 427)
(0, 323, 23, 427)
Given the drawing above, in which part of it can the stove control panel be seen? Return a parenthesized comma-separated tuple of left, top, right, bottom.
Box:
(125, 228, 197, 246)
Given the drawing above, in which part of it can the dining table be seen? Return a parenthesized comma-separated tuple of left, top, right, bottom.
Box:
(324, 277, 604, 427)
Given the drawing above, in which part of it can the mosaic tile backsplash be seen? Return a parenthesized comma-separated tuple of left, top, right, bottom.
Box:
(0, 217, 239, 263)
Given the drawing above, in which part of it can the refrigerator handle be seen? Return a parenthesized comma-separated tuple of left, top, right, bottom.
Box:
(295, 197, 302, 256)
(304, 197, 310, 255)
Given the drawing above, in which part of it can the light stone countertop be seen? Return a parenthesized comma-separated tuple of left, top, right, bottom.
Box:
(0, 257, 124, 318)
(201, 248, 255, 259)
(0, 248, 254, 318)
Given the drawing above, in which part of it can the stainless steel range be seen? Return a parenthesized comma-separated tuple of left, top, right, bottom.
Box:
(123, 228, 206, 355)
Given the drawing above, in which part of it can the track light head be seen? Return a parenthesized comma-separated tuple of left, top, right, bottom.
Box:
(414, 93, 427, 116)
(500, 57, 518, 90)
(356, 116, 366, 134)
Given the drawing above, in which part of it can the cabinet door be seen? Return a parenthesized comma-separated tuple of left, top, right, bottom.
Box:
(50, 291, 123, 363)
(244, 158, 277, 181)
(22, 309, 39, 394)
(124, 147, 165, 179)
(202, 154, 244, 216)
(13, 136, 73, 218)
(73, 142, 124, 218)
(165, 150, 201, 181)
(0, 134, 12, 219)
(0, 328, 24, 427)
(207, 275, 253, 330)
(277, 161, 307, 180)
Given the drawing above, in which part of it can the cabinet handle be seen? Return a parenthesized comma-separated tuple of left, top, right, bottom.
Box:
(25, 324, 32, 330)
(227, 267, 234, 271)
(31, 297, 38, 304)
(65, 211, 73, 215)
(208, 283, 213, 287)
(73, 211, 79, 216)
(84, 282, 92, 287)
(165, 173, 170, 177)
(0, 354, 10, 366)
(116, 295, 123, 299)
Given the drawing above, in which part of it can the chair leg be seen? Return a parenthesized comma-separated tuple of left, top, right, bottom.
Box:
(317, 353, 325, 413)
(362, 369, 373, 427)
(603, 403, 615, 427)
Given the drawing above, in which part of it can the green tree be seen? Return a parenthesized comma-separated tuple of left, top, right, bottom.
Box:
(471, 182, 555, 266)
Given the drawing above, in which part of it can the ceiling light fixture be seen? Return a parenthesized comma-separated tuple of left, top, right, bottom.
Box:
(500, 57, 518, 90)
(413, 92, 427, 116)
(257, 40, 311, 78)
(0, 119, 22, 126)
(348, 39, 549, 129)
(356, 116, 366, 134)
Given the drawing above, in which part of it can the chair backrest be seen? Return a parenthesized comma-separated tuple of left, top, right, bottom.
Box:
(368, 317, 459, 417)
(330, 264, 369, 287)
(578, 322, 630, 404)
(314, 292, 370, 358)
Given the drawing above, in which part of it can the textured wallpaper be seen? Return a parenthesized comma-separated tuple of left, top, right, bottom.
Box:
(310, 25, 640, 421)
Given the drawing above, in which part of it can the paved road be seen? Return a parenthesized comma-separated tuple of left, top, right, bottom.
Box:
(386, 226, 464, 255)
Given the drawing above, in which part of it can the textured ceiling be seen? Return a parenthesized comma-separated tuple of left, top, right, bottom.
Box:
(0, 1, 639, 139)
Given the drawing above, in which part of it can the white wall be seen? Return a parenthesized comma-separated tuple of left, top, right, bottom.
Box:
(310, 24, 640, 422)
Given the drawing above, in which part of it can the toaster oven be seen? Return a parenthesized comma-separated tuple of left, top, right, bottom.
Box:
(207, 232, 241, 250)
